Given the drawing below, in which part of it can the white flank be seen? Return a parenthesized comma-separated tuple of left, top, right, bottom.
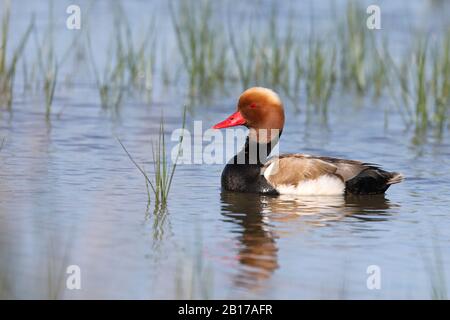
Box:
(275, 175, 345, 196)
(263, 161, 277, 180)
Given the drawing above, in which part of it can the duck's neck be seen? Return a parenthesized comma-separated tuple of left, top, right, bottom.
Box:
(233, 129, 282, 165)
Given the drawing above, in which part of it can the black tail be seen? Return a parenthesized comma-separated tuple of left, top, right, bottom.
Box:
(345, 167, 403, 195)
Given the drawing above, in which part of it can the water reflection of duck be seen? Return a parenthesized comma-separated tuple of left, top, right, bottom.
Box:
(220, 192, 278, 289)
(264, 194, 393, 223)
(213, 87, 404, 195)
(220, 191, 394, 290)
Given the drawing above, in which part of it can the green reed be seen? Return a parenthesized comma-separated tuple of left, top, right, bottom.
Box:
(229, 24, 257, 91)
(431, 30, 450, 135)
(88, 33, 126, 112)
(229, 7, 297, 96)
(170, 0, 227, 96)
(370, 36, 389, 99)
(415, 40, 428, 133)
(88, 3, 157, 111)
(383, 32, 450, 142)
(168, 0, 449, 130)
(113, 4, 157, 103)
(306, 40, 337, 114)
(0, 0, 33, 109)
(118, 107, 186, 208)
(338, 1, 369, 94)
(2, 0, 450, 139)
(34, 1, 58, 120)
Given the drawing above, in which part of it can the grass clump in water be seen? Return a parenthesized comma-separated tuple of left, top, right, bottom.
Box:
(33, 1, 58, 120)
(386, 34, 450, 142)
(88, 34, 126, 112)
(306, 40, 336, 115)
(112, 4, 157, 104)
(338, 1, 369, 94)
(229, 7, 298, 102)
(0, 0, 33, 109)
(88, 4, 157, 112)
(431, 30, 450, 136)
(170, 0, 227, 97)
(118, 108, 186, 209)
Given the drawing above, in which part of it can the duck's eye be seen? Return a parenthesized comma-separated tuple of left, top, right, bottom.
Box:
(249, 103, 257, 109)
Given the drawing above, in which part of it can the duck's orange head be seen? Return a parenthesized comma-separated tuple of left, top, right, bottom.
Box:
(213, 87, 285, 131)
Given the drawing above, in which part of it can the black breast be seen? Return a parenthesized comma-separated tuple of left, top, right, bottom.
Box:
(221, 163, 278, 195)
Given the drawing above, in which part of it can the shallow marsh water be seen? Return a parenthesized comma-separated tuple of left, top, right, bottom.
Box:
(1, 0, 450, 299)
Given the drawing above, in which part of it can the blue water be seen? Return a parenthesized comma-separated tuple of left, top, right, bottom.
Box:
(1, 0, 450, 299)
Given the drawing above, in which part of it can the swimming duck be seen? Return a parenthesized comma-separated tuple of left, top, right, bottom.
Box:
(212, 87, 403, 195)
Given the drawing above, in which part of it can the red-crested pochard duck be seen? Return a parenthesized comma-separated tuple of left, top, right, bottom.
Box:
(213, 87, 403, 195)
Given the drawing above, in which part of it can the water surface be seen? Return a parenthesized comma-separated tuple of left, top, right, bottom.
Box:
(1, 0, 450, 299)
